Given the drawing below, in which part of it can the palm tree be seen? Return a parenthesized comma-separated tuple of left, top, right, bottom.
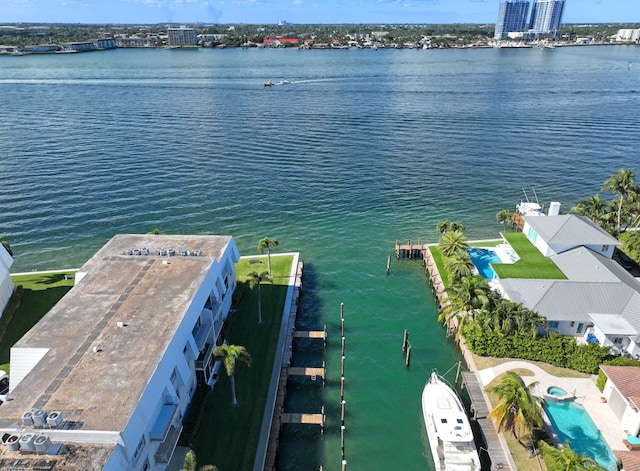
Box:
(444, 253, 474, 283)
(0, 236, 13, 257)
(478, 299, 546, 337)
(248, 270, 271, 324)
(571, 194, 608, 224)
(436, 220, 465, 234)
(602, 168, 637, 231)
(538, 440, 608, 471)
(486, 371, 543, 446)
(496, 209, 512, 231)
(181, 450, 219, 471)
(212, 344, 252, 405)
(438, 230, 468, 258)
(258, 237, 279, 276)
(438, 275, 492, 341)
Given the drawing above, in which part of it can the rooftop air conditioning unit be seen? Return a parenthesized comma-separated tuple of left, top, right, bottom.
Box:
(19, 433, 36, 451)
(32, 409, 48, 427)
(22, 411, 34, 426)
(34, 434, 51, 453)
(3, 433, 21, 451)
(46, 411, 63, 427)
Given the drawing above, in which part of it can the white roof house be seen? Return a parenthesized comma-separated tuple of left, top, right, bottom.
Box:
(500, 218, 640, 356)
(0, 234, 240, 470)
(0, 244, 14, 315)
(522, 214, 620, 258)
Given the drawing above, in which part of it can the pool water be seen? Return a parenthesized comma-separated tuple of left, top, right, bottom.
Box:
(468, 248, 501, 279)
(547, 386, 569, 397)
(544, 400, 618, 470)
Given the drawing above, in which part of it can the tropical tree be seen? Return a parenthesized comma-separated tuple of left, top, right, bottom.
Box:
(438, 275, 492, 341)
(248, 270, 271, 324)
(212, 344, 252, 405)
(147, 228, 164, 235)
(438, 230, 469, 258)
(477, 299, 546, 337)
(486, 371, 543, 446)
(538, 440, 608, 471)
(436, 220, 465, 234)
(602, 168, 637, 231)
(444, 253, 474, 283)
(496, 209, 512, 231)
(571, 194, 608, 224)
(181, 450, 219, 471)
(0, 236, 13, 257)
(258, 237, 279, 276)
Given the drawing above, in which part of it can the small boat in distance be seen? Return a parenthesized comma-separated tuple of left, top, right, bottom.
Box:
(422, 371, 480, 471)
(264, 81, 274, 87)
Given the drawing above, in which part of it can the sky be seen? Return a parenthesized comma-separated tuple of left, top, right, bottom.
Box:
(2, 0, 639, 25)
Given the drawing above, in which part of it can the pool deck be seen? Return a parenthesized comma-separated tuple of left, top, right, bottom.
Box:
(477, 360, 628, 453)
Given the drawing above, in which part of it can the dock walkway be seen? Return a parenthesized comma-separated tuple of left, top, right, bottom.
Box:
(395, 241, 516, 470)
(262, 261, 326, 471)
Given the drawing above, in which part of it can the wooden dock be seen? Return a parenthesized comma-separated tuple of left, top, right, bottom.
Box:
(281, 404, 326, 432)
(461, 371, 513, 470)
(263, 261, 327, 471)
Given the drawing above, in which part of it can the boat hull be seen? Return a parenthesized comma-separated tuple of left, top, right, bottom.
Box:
(422, 372, 480, 471)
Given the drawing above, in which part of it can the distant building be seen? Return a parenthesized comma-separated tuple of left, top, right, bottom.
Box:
(168, 26, 198, 47)
(495, 0, 530, 40)
(614, 28, 640, 43)
(0, 244, 13, 315)
(528, 0, 565, 39)
(0, 234, 240, 470)
(116, 37, 155, 48)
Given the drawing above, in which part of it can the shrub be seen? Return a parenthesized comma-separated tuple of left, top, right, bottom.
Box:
(462, 323, 610, 374)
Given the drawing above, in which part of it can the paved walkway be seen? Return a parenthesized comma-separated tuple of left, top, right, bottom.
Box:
(478, 360, 627, 452)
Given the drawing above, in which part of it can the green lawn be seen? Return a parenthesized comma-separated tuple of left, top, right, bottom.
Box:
(0, 272, 76, 364)
(492, 233, 567, 280)
(428, 246, 451, 289)
(468, 239, 502, 247)
(189, 254, 294, 471)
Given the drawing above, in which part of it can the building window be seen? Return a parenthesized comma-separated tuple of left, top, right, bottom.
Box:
(132, 435, 146, 465)
(614, 337, 623, 344)
(577, 323, 585, 334)
(141, 458, 150, 471)
(527, 227, 538, 244)
(602, 245, 609, 252)
(548, 321, 559, 329)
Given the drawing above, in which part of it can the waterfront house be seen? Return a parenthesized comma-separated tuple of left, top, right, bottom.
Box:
(0, 234, 240, 470)
(0, 244, 13, 315)
(499, 215, 640, 356)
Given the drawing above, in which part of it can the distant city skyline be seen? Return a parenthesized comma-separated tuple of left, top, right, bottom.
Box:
(2, 0, 639, 25)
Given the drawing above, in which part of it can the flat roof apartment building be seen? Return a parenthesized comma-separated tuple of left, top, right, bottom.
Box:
(0, 234, 240, 470)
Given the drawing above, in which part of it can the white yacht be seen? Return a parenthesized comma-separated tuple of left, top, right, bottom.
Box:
(422, 371, 481, 471)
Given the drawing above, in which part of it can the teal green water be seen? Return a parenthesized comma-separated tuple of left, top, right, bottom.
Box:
(1, 46, 639, 470)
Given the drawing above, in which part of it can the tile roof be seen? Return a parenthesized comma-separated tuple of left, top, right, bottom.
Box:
(601, 366, 640, 401)
(614, 450, 640, 471)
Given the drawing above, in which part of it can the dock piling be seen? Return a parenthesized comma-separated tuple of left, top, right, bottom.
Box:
(405, 345, 412, 368)
(402, 329, 409, 353)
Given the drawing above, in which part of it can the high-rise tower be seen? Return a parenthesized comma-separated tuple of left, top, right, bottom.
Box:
(495, 0, 530, 40)
(529, 0, 566, 39)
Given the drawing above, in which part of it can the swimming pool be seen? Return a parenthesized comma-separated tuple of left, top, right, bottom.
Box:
(468, 248, 501, 279)
(544, 400, 618, 470)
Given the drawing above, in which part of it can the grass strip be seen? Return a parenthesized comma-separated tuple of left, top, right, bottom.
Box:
(189, 254, 294, 471)
(0, 272, 75, 364)
(492, 233, 566, 280)
(429, 246, 451, 289)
